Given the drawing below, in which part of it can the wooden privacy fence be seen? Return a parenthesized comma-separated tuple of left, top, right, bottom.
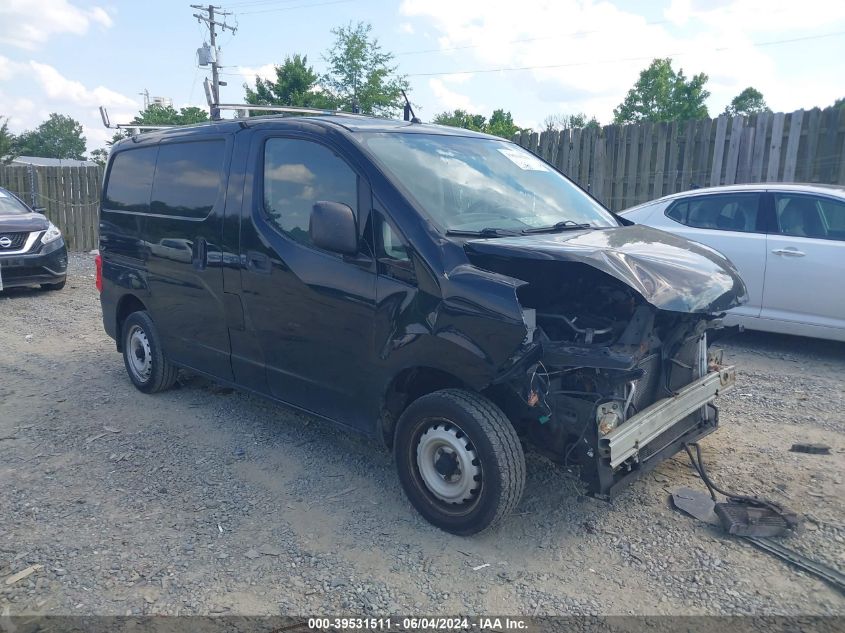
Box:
(0, 164, 103, 251)
(513, 106, 845, 211)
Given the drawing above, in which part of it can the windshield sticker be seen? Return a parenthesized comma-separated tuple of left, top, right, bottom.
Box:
(0, 190, 7, 197)
(497, 147, 550, 171)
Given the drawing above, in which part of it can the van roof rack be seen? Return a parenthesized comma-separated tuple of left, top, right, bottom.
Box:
(216, 103, 365, 118)
(99, 103, 367, 136)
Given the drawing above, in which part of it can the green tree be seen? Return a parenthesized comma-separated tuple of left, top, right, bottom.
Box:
(131, 104, 209, 126)
(0, 116, 16, 163)
(833, 97, 844, 109)
(487, 109, 522, 139)
(321, 21, 409, 116)
(244, 54, 332, 109)
(433, 109, 487, 131)
(433, 108, 525, 138)
(724, 87, 770, 116)
(14, 113, 87, 159)
(89, 147, 109, 167)
(543, 112, 600, 131)
(613, 58, 710, 124)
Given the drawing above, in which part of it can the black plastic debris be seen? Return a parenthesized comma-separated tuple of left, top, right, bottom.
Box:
(682, 443, 803, 538)
(671, 487, 719, 525)
(789, 443, 831, 455)
(714, 500, 802, 538)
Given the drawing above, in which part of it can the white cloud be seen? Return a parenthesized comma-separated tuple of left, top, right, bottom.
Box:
(0, 61, 138, 151)
(428, 78, 484, 114)
(399, 22, 415, 35)
(0, 56, 27, 81)
(29, 62, 137, 109)
(237, 64, 278, 84)
(0, 0, 113, 50)
(401, 0, 845, 122)
(665, 0, 845, 32)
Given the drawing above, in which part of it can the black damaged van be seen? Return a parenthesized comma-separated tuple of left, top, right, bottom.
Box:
(98, 115, 745, 534)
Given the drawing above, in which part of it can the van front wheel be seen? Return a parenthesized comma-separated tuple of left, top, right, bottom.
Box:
(121, 311, 178, 394)
(394, 388, 525, 535)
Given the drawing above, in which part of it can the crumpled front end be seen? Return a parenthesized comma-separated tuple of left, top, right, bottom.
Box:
(463, 229, 744, 498)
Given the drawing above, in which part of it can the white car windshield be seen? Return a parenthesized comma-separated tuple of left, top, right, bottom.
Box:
(362, 133, 618, 233)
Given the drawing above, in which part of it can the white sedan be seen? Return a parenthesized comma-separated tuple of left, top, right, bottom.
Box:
(620, 184, 845, 342)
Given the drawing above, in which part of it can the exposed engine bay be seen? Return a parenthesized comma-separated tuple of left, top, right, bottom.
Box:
(486, 260, 736, 498)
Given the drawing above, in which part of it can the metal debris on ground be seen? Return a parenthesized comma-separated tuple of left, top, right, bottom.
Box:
(745, 536, 845, 594)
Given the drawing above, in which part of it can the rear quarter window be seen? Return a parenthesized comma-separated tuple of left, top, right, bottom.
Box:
(103, 140, 226, 218)
(151, 140, 225, 219)
(103, 147, 158, 213)
(666, 193, 760, 233)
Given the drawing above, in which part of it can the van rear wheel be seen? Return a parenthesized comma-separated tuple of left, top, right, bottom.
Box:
(122, 311, 178, 393)
(394, 388, 525, 535)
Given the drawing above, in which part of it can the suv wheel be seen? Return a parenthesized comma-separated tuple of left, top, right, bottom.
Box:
(122, 311, 178, 393)
(394, 388, 525, 535)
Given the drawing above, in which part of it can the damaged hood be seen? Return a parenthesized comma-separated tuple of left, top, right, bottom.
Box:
(463, 225, 747, 313)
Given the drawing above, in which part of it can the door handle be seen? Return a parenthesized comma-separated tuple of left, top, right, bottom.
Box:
(245, 250, 271, 272)
(193, 238, 207, 270)
(771, 248, 805, 257)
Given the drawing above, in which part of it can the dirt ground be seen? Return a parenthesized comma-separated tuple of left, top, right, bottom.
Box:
(1, 253, 843, 617)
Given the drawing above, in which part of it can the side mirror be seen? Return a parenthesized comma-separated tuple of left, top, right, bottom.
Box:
(310, 201, 357, 255)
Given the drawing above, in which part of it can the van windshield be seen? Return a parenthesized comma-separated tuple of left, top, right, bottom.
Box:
(361, 133, 618, 233)
(0, 190, 31, 215)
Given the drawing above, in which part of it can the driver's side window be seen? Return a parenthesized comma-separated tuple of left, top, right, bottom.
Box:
(376, 214, 415, 282)
(380, 218, 410, 262)
(263, 137, 358, 248)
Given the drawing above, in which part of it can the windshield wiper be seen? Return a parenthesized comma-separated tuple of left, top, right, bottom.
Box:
(445, 227, 521, 238)
(521, 220, 593, 234)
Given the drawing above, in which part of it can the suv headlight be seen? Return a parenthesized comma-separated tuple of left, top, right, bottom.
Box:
(41, 222, 62, 244)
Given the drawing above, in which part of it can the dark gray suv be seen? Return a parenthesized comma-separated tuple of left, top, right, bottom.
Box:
(0, 187, 67, 292)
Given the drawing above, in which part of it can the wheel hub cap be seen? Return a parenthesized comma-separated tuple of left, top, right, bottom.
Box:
(416, 423, 481, 504)
(127, 325, 152, 381)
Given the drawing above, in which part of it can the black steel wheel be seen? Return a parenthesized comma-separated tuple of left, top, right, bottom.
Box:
(394, 388, 525, 535)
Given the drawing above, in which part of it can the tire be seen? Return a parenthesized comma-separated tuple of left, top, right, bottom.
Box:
(41, 278, 66, 291)
(394, 388, 526, 535)
(121, 311, 178, 394)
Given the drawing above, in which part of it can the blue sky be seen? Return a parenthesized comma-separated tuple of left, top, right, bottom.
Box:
(2, 0, 844, 152)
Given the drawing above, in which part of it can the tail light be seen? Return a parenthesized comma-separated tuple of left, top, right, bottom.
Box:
(95, 253, 103, 292)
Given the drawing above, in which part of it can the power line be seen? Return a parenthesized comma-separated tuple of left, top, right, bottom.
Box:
(226, 0, 313, 7)
(395, 21, 673, 57)
(404, 30, 845, 78)
(236, 0, 354, 15)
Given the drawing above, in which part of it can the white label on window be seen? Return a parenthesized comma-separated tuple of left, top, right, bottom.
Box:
(497, 147, 550, 171)
(0, 190, 7, 197)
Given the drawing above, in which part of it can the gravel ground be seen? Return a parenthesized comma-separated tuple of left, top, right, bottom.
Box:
(1, 253, 843, 617)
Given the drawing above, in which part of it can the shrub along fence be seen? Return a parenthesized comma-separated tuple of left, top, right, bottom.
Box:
(513, 106, 845, 211)
(0, 164, 103, 251)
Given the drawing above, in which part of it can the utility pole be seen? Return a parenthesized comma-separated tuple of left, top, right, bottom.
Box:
(191, 4, 236, 120)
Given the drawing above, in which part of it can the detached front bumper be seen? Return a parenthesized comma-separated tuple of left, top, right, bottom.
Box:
(0, 240, 68, 289)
